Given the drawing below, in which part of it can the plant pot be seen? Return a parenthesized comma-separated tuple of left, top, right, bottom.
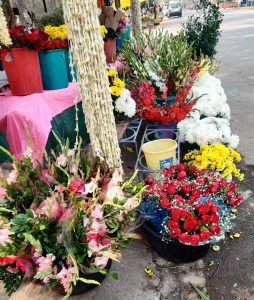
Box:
(58, 259, 112, 296)
(1, 48, 43, 96)
(180, 142, 200, 162)
(104, 38, 116, 64)
(39, 49, 68, 90)
(142, 221, 210, 263)
(64, 48, 77, 82)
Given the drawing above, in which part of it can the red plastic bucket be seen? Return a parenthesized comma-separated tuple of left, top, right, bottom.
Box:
(1, 48, 43, 96)
(104, 38, 116, 64)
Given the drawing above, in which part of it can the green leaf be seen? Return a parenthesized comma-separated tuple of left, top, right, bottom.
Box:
(0, 208, 13, 214)
(190, 283, 210, 300)
(111, 272, 119, 280)
(26, 209, 34, 218)
(34, 267, 53, 279)
(77, 277, 100, 285)
(23, 233, 42, 253)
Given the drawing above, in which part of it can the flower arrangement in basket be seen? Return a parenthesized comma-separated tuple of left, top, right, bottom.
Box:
(141, 164, 247, 247)
(107, 68, 136, 121)
(0, 140, 145, 298)
(119, 31, 208, 124)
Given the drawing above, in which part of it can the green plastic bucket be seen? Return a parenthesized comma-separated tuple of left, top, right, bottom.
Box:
(64, 49, 77, 82)
(39, 49, 68, 90)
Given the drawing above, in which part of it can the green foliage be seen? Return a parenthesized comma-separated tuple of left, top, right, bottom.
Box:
(0, 267, 24, 296)
(35, 9, 65, 29)
(183, 0, 223, 58)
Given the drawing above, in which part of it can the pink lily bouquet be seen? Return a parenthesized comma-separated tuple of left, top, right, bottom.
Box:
(0, 139, 145, 298)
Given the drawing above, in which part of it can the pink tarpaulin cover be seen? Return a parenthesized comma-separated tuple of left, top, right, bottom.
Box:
(0, 83, 81, 163)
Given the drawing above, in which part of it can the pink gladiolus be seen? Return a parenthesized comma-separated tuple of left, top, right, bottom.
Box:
(57, 266, 76, 292)
(7, 170, 18, 184)
(59, 207, 73, 224)
(56, 154, 68, 167)
(0, 187, 7, 200)
(91, 205, 103, 220)
(93, 256, 109, 268)
(23, 146, 33, 158)
(0, 228, 12, 243)
(84, 178, 98, 195)
(36, 197, 64, 221)
(91, 219, 107, 237)
(69, 177, 85, 194)
(83, 217, 89, 228)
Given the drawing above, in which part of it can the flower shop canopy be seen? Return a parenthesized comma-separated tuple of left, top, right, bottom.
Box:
(112, 0, 146, 8)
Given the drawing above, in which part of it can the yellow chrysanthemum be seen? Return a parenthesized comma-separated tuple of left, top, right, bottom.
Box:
(110, 86, 122, 97)
(113, 77, 125, 88)
(107, 69, 118, 77)
(100, 25, 108, 39)
(44, 24, 68, 41)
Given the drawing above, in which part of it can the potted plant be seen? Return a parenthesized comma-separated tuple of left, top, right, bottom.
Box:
(140, 163, 245, 263)
(0, 25, 47, 96)
(0, 140, 145, 298)
(39, 26, 69, 90)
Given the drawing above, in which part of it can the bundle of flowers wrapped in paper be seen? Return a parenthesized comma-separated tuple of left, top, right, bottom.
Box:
(184, 144, 244, 181)
(141, 164, 246, 246)
(118, 31, 204, 124)
(107, 68, 136, 120)
(0, 141, 145, 297)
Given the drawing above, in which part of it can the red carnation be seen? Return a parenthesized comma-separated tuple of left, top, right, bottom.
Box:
(201, 215, 211, 223)
(189, 234, 200, 246)
(210, 225, 221, 235)
(199, 204, 210, 215)
(183, 215, 199, 233)
(236, 194, 243, 202)
(167, 184, 177, 195)
(169, 227, 181, 238)
(174, 195, 184, 203)
(171, 208, 181, 221)
(180, 209, 190, 219)
(177, 171, 187, 180)
(226, 190, 234, 197)
(209, 182, 220, 194)
(181, 185, 190, 194)
(160, 197, 170, 209)
(192, 189, 201, 200)
(207, 199, 214, 206)
(229, 197, 238, 206)
(229, 182, 237, 191)
(188, 166, 197, 174)
(210, 214, 219, 223)
(200, 230, 211, 241)
(196, 177, 207, 186)
(179, 233, 190, 244)
(220, 179, 228, 188)
(177, 164, 186, 172)
(167, 220, 179, 228)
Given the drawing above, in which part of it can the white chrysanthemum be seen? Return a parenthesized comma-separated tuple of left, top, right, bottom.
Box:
(0, 7, 12, 47)
(228, 134, 240, 149)
(115, 88, 136, 118)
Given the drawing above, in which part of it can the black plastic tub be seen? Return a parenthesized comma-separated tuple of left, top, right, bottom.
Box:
(58, 259, 112, 296)
(143, 222, 210, 263)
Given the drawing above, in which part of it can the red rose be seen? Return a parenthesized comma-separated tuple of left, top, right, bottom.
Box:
(210, 205, 220, 214)
(177, 164, 187, 172)
(174, 195, 184, 203)
(210, 214, 219, 223)
(171, 208, 181, 221)
(167, 220, 179, 228)
(209, 182, 220, 194)
(183, 215, 199, 233)
(200, 230, 211, 241)
(169, 227, 181, 238)
(196, 177, 207, 186)
(188, 166, 197, 174)
(207, 199, 214, 206)
(160, 197, 170, 209)
(236, 194, 243, 202)
(145, 177, 155, 185)
(201, 215, 211, 223)
(220, 179, 228, 188)
(167, 184, 177, 195)
(177, 171, 187, 180)
(179, 233, 190, 244)
(180, 209, 190, 219)
(210, 225, 220, 235)
(199, 204, 210, 215)
(181, 185, 190, 194)
(190, 234, 200, 246)
(162, 169, 173, 178)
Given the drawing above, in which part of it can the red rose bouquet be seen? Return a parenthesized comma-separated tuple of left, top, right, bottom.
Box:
(141, 164, 245, 246)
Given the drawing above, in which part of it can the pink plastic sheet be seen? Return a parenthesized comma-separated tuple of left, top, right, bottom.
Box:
(0, 83, 81, 163)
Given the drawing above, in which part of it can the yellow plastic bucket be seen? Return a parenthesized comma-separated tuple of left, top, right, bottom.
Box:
(142, 139, 177, 170)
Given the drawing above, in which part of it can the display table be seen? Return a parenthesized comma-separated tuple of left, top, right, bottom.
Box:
(0, 83, 89, 164)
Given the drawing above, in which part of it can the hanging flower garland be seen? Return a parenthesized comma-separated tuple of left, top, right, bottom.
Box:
(0, 6, 12, 47)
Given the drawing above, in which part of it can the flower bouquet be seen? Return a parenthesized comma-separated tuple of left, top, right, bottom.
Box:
(140, 163, 245, 262)
(0, 141, 145, 298)
(107, 68, 136, 121)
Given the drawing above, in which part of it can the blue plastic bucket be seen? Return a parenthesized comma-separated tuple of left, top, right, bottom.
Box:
(39, 49, 68, 90)
(64, 48, 77, 82)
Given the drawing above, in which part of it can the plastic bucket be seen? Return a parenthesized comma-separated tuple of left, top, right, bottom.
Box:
(39, 49, 68, 90)
(142, 138, 177, 170)
(64, 48, 77, 82)
(1, 48, 43, 96)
